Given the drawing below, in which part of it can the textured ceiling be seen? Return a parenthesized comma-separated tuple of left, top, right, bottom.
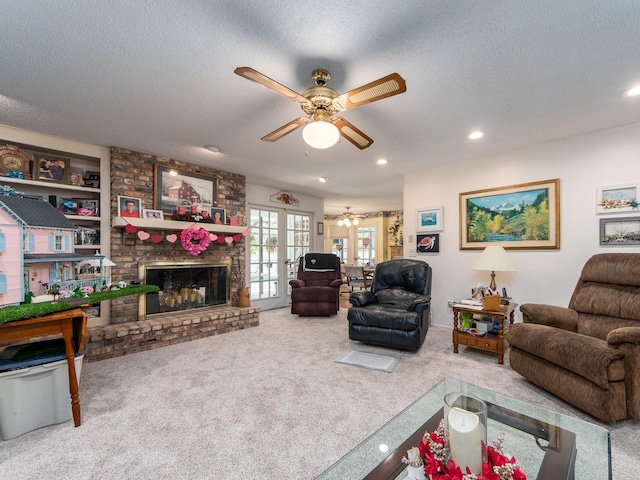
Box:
(1, 1, 639, 215)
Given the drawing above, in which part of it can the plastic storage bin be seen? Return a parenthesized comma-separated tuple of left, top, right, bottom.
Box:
(0, 354, 84, 440)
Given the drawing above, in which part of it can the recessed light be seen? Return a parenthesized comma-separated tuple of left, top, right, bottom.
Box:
(204, 145, 220, 153)
(318, 177, 329, 183)
(625, 85, 640, 97)
(468, 130, 485, 140)
(377, 159, 388, 165)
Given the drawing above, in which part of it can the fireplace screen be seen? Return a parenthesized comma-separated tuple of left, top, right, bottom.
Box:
(139, 260, 230, 318)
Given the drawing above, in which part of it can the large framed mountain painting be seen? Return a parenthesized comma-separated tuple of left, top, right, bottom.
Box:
(459, 179, 560, 250)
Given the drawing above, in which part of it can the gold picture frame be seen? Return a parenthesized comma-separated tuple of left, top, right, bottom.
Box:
(153, 164, 218, 218)
(459, 179, 560, 250)
(34, 154, 70, 184)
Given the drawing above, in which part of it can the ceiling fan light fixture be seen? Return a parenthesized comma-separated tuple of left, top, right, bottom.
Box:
(302, 120, 340, 149)
(337, 207, 359, 228)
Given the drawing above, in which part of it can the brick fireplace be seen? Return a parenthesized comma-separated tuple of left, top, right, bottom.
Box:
(85, 147, 259, 362)
(139, 260, 230, 318)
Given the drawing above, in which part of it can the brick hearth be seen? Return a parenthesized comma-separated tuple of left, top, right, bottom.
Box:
(86, 306, 260, 362)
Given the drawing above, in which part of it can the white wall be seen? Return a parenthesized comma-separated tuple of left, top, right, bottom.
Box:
(246, 183, 325, 251)
(404, 122, 640, 327)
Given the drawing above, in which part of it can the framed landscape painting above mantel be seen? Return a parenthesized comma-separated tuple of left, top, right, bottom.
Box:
(153, 164, 218, 218)
(459, 179, 560, 250)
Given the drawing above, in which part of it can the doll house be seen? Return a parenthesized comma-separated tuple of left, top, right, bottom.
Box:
(0, 195, 109, 305)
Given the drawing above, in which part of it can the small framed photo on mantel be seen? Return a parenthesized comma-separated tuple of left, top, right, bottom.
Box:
(142, 208, 164, 220)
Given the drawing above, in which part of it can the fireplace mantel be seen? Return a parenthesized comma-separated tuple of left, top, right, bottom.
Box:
(112, 216, 248, 234)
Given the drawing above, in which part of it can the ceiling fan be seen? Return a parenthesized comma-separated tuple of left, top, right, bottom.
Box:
(234, 67, 407, 150)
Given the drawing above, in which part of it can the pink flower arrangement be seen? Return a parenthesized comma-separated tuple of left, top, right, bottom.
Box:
(413, 420, 526, 480)
(180, 225, 211, 256)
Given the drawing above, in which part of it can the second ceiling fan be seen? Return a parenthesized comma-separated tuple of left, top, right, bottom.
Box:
(234, 67, 406, 150)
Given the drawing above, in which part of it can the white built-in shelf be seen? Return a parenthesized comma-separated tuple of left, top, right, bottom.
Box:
(66, 214, 102, 222)
(0, 176, 101, 194)
(75, 244, 101, 250)
(112, 216, 248, 234)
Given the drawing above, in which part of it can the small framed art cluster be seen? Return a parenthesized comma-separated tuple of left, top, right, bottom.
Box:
(596, 183, 640, 246)
(57, 197, 99, 216)
(416, 206, 443, 253)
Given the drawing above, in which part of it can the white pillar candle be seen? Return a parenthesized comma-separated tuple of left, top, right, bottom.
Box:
(447, 406, 483, 474)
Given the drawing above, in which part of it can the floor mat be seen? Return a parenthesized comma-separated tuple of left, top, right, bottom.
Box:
(335, 349, 400, 373)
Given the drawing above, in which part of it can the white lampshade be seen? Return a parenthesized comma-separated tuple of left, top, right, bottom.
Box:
(472, 246, 516, 291)
(302, 121, 340, 149)
(472, 246, 516, 272)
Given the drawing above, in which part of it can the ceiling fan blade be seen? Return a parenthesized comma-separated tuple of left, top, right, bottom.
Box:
(234, 67, 308, 104)
(335, 73, 407, 110)
(261, 117, 309, 142)
(333, 117, 374, 149)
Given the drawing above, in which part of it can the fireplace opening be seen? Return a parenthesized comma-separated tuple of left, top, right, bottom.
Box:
(139, 260, 230, 318)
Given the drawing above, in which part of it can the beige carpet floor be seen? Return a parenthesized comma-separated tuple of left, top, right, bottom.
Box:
(0, 307, 637, 479)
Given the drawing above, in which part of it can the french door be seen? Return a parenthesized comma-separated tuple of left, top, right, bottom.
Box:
(249, 206, 311, 310)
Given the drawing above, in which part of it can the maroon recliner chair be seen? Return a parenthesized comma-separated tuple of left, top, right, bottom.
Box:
(289, 254, 343, 316)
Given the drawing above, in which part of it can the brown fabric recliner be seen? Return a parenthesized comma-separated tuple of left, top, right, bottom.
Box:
(507, 253, 640, 423)
(289, 254, 342, 316)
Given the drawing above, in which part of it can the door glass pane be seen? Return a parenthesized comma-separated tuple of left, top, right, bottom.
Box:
(286, 213, 311, 292)
(332, 238, 348, 263)
(250, 208, 279, 300)
(357, 226, 376, 266)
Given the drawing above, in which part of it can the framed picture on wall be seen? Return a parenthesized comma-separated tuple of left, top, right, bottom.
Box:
(416, 206, 443, 232)
(599, 216, 640, 245)
(154, 164, 218, 217)
(459, 178, 560, 250)
(596, 183, 639, 214)
(416, 233, 440, 253)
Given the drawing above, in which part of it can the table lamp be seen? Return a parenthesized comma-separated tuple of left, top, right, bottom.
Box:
(472, 245, 516, 292)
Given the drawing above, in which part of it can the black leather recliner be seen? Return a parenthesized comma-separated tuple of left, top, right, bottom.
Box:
(347, 259, 432, 351)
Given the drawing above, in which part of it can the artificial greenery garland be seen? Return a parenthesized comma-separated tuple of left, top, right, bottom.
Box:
(0, 285, 159, 325)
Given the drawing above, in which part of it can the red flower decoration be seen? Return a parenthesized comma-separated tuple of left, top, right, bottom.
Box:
(415, 421, 527, 480)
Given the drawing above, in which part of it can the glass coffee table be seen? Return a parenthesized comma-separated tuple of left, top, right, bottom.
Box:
(315, 377, 611, 480)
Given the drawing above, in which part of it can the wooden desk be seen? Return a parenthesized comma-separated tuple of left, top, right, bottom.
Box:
(451, 303, 516, 365)
(0, 308, 87, 427)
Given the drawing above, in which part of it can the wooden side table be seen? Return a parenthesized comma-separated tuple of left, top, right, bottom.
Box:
(0, 308, 87, 427)
(451, 302, 517, 364)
